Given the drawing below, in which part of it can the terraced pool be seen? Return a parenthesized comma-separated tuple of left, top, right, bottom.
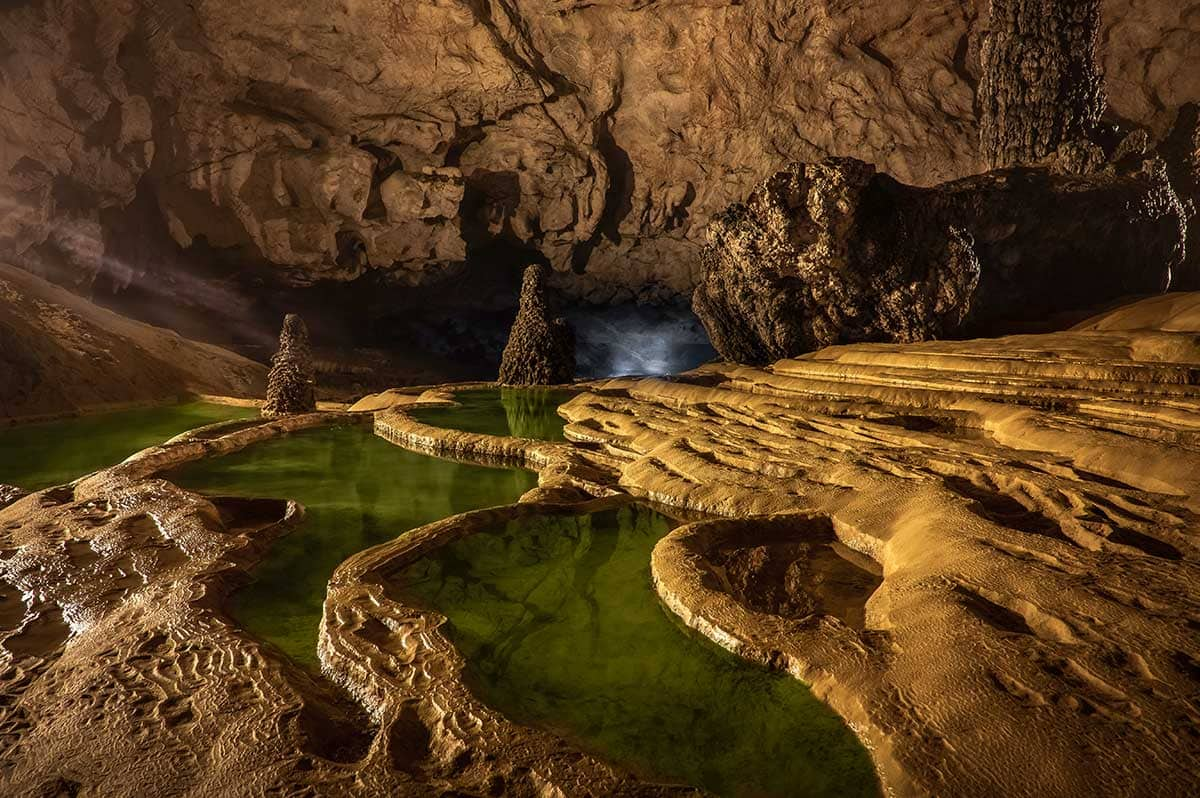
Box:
(412, 387, 575, 441)
(396, 504, 880, 797)
(99, 393, 880, 796)
(0, 401, 258, 490)
(171, 425, 538, 666)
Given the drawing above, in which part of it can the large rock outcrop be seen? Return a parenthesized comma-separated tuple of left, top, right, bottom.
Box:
(694, 156, 1186, 364)
(0, 0, 1197, 309)
(499, 265, 575, 386)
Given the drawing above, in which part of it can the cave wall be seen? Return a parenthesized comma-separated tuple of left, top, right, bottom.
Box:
(1, 0, 1198, 307)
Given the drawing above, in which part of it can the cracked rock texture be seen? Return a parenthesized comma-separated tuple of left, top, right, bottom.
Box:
(499, 265, 576, 386)
(979, 0, 1107, 169)
(1, 0, 1198, 305)
(694, 155, 1186, 364)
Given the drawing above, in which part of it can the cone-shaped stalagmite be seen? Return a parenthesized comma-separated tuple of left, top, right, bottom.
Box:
(261, 313, 316, 417)
(499, 265, 575, 386)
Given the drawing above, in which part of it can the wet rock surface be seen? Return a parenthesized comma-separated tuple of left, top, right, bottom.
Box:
(709, 516, 883, 630)
(694, 156, 1186, 363)
(0, 485, 26, 509)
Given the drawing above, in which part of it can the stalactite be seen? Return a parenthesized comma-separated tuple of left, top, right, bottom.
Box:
(979, 0, 1106, 169)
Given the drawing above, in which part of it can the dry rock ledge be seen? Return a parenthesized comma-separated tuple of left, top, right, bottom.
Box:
(3, 294, 1200, 795)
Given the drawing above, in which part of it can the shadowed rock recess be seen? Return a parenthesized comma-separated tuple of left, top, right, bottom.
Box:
(694, 155, 1186, 364)
(499, 265, 576, 386)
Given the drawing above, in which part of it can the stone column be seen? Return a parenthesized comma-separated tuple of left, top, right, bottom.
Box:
(979, 0, 1106, 169)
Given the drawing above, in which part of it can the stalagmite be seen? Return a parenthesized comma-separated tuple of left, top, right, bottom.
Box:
(498, 265, 576, 386)
(261, 314, 317, 417)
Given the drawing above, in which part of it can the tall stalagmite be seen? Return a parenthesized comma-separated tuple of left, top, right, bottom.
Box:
(261, 314, 316, 417)
(979, 0, 1106, 169)
(499, 266, 575, 386)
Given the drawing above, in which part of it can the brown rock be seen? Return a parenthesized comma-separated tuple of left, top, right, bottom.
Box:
(1160, 103, 1200, 289)
(694, 156, 1185, 364)
(979, 0, 1107, 169)
(0, 484, 27, 509)
(0, 262, 264, 421)
(261, 314, 317, 417)
(499, 265, 575, 386)
(1, 0, 1196, 305)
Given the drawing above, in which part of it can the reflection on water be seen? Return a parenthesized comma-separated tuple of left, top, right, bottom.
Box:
(413, 387, 574, 441)
(171, 425, 537, 666)
(0, 401, 258, 490)
(396, 505, 880, 798)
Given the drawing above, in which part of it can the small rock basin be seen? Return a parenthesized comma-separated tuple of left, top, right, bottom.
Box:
(171, 425, 538, 666)
(411, 387, 576, 441)
(394, 504, 880, 797)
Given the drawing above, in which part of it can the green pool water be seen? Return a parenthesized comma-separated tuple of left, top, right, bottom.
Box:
(412, 387, 575, 441)
(0, 401, 259, 490)
(170, 425, 538, 667)
(396, 504, 880, 798)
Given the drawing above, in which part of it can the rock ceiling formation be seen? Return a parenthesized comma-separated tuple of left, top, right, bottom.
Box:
(1, 0, 1198, 306)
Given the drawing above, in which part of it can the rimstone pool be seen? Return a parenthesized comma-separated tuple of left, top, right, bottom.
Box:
(171, 424, 539, 667)
(0, 401, 258, 490)
(411, 387, 576, 440)
(3, 392, 880, 796)
(394, 503, 880, 798)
